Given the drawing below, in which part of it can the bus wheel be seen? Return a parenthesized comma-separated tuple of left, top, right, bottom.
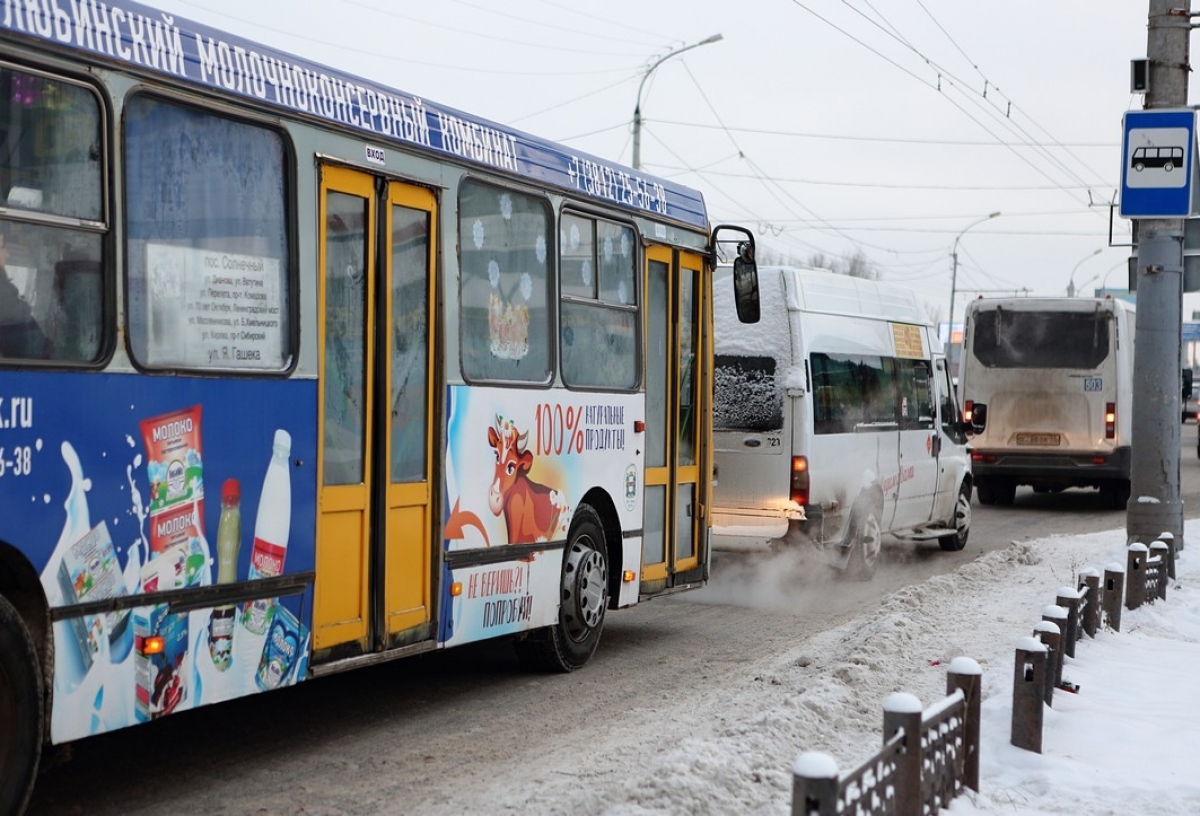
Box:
(1100, 479, 1131, 510)
(515, 506, 608, 672)
(843, 504, 882, 581)
(994, 479, 1017, 506)
(939, 483, 972, 552)
(975, 478, 997, 506)
(0, 594, 42, 816)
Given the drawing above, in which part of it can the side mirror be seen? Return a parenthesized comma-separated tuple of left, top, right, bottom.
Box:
(969, 403, 988, 435)
(1184, 368, 1194, 400)
(712, 224, 759, 324)
(732, 253, 760, 324)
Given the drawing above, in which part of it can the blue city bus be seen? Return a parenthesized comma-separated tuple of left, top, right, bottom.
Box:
(0, 2, 759, 810)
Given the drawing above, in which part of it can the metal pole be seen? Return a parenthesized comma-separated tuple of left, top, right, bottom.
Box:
(632, 34, 722, 171)
(947, 212, 1000, 344)
(1127, 0, 1188, 549)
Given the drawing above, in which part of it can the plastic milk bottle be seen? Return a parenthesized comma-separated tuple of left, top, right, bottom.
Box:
(242, 430, 291, 635)
(207, 478, 241, 670)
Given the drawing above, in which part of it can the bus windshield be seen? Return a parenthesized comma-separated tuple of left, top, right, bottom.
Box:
(970, 309, 1111, 369)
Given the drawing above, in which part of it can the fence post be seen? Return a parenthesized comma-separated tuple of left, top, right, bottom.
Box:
(1150, 541, 1170, 601)
(1127, 543, 1148, 610)
(947, 657, 982, 792)
(1079, 569, 1100, 639)
(1033, 620, 1060, 705)
(1158, 531, 1177, 580)
(1012, 637, 1046, 754)
(792, 752, 839, 816)
(1055, 587, 1081, 658)
(883, 693, 922, 816)
(1102, 564, 1124, 632)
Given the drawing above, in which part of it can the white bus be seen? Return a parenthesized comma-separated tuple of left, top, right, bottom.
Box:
(710, 266, 972, 580)
(958, 296, 1135, 508)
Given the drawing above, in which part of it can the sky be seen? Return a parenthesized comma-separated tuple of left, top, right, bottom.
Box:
(145, 0, 1165, 326)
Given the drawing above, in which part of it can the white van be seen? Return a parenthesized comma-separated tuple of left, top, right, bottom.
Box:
(958, 296, 1135, 508)
(711, 266, 973, 579)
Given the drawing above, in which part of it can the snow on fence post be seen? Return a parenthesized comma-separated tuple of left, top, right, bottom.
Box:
(947, 657, 982, 792)
(1055, 587, 1082, 658)
(1102, 564, 1124, 631)
(790, 752, 838, 816)
(882, 693, 922, 816)
(1078, 569, 1100, 639)
(1011, 636, 1047, 754)
(1150, 540, 1170, 601)
(1126, 542, 1148, 610)
(1033, 620, 1060, 706)
(1158, 531, 1177, 579)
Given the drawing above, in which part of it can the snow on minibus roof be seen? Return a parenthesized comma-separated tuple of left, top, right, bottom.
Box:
(965, 295, 1135, 315)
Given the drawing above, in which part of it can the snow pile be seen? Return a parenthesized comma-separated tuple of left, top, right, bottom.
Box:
(539, 526, 1200, 815)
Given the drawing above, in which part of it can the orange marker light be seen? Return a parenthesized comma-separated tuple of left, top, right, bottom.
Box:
(450, 581, 463, 597)
(137, 635, 165, 656)
(623, 570, 636, 583)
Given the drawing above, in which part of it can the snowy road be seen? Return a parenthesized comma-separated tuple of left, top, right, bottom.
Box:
(26, 461, 1200, 815)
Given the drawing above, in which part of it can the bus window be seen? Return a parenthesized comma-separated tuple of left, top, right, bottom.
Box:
(124, 95, 291, 371)
(0, 66, 105, 363)
(458, 179, 552, 384)
(970, 309, 1110, 369)
(559, 213, 638, 390)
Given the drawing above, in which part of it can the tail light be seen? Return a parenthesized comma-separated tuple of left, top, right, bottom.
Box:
(790, 455, 809, 506)
(1105, 402, 1116, 439)
(963, 400, 974, 423)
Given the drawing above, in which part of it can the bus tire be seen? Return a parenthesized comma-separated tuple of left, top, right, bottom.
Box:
(994, 478, 1017, 506)
(939, 482, 972, 552)
(515, 506, 608, 672)
(843, 503, 882, 581)
(1101, 479, 1131, 510)
(0, 594, 42, 816)
(975, 478, 997, 506)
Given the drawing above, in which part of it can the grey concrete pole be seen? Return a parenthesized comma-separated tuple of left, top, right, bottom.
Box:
(1127, 0, 1189, 550)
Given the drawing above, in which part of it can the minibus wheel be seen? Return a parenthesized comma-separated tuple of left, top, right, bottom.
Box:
(0, 594, 42, 816)
(844, 505, 882, 581)
(515, 506, 608, 672)
(939, 482, 971, 551)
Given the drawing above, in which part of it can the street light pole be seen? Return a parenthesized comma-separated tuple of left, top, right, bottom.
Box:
(1066, 248, 1103, 297)
(632, 34, 723, 170)
(948, 211, 1001, 344)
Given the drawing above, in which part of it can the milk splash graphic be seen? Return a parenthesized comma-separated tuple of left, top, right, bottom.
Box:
(39, 442, 138, 741)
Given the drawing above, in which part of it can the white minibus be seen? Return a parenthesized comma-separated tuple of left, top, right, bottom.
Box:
(711, 266, 973, 579)
(958, 296, 1135, 508)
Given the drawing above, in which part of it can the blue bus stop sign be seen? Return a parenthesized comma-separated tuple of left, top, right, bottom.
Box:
(1120, 109, 1196, 218)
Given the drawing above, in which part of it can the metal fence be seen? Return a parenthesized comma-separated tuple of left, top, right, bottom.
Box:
(791, 661, 981, 816)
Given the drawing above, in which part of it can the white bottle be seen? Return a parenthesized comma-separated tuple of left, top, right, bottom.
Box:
(241, 430, 292, 635)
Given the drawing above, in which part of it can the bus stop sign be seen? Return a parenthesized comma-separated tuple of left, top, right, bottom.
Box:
(1120, 109, 1197, 218)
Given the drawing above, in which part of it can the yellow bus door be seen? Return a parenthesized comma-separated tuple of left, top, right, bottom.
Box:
(315, 165, 437, 655)
(642, 246, 707, 591)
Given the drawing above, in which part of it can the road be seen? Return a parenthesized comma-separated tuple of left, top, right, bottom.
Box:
(26, 453, 1200, 815)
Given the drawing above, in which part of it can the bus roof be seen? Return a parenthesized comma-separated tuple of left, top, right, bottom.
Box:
(1, 1, 708, 230)
(965, 296, 1136, 315)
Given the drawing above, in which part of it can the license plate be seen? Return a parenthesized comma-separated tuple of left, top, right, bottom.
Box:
(1016, 432, 1061, 446)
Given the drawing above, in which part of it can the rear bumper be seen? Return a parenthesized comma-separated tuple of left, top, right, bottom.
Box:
(972, 446, 1131, 484)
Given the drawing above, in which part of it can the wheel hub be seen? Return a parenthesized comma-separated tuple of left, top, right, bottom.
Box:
(563, 539, 607, 641)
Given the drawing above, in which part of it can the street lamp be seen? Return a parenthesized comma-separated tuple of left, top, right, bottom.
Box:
(632, 34, 723, 170)
(1066, 249, 1104, 297)
(948, 211, 1001, 345)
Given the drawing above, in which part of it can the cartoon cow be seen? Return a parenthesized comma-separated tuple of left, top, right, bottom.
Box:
(487, 416, 568, 545)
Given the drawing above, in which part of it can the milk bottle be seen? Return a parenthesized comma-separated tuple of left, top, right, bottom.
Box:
(242, 430, 291, 634)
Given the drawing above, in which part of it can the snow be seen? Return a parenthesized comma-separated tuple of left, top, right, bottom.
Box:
(592, 522, 1200, 815)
